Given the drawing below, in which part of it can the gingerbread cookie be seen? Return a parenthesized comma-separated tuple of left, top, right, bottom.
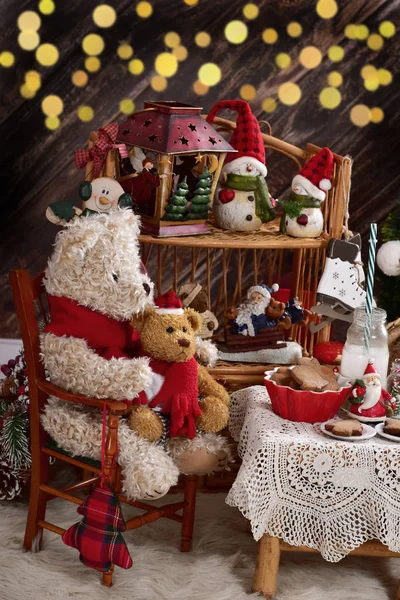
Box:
(292, 365, 329, 391)
(270, 367, 300, 389)
(325, 419, 363, 437)
(319, 366, 340, 391)
(383, 418, 400, 437)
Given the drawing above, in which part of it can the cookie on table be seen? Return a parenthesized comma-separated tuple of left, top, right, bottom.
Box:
(325, 419, 363, 437)
(383, 418, 400, 437)
(319, 366, 340, 391)
(292, 365, 329, 391)
(297, 357, 320, 367)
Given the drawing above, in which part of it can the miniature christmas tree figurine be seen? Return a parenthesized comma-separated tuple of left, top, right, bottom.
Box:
(187, 167, 212, 220)
(163, 176, 189, 221)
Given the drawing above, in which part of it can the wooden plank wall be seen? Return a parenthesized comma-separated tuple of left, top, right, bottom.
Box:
(0, 0, 399, 337)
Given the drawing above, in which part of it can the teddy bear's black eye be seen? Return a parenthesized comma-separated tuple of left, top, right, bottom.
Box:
(182, 327, 187, 332)
(166, 327, 174, 333)
(112, 273, 119, 282)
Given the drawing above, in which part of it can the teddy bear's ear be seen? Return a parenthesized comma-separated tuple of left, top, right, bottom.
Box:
(130, 305, 155, 332)
(60, 227, 100, 265)
(184, 308, 202, 333)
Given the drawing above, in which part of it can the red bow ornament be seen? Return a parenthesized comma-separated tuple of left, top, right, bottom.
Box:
(74, 123, 126, 179)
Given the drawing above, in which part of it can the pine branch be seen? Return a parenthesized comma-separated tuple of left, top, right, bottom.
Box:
(0, 413, 30, 470)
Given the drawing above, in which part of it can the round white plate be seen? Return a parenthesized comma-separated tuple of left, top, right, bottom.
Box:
(345, 410, 386, 423)
(375, 422, 400, 442)
(320, 420, 376, 441)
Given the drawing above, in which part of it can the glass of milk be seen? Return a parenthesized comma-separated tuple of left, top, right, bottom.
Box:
(340, 306, 389, 388)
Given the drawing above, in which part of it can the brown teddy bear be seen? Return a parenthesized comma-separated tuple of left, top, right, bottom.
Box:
(266, 298, 292, 330)
(128, 291, 230, 443)
(178, 282, 218, 339)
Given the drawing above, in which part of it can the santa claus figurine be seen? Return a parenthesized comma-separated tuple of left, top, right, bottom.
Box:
(279, 147, 334, 238)
(206, 100, 275, 231)
(348, 359, 395, 420)
(228, 283, 279, 337)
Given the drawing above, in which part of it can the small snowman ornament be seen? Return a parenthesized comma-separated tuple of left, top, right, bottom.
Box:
(279, 147, 334, 239)
(46, 177, 134, 225)
(206, 100, 275, 232)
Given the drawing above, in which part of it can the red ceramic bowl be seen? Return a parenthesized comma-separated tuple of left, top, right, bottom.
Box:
(264, 369, 351, 424)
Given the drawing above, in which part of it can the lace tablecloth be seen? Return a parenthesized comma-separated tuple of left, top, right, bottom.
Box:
(226, 385, 400, 562)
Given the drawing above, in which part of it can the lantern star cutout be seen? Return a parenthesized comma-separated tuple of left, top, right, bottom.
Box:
(143, 119, 152, 127)
(179, 135, 189, 145)
(188, 123, 197, 131)
(208, 136, 217, 145)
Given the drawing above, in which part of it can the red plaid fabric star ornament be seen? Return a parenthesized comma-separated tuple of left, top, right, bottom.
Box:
(74, 123, 127, 179)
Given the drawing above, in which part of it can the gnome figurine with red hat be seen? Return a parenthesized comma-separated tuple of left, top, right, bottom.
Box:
(279, 147, 334, 238)
(348, 359, 396, 420)
(206, 100, 275, 231)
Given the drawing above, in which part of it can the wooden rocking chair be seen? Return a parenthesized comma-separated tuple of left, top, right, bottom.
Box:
(10, 269, 198, 587)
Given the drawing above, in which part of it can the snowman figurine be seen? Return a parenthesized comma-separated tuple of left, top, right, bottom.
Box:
(206, 100, 275, 232)
(46, 177, 134, 225)
(279, 147, 334, 239)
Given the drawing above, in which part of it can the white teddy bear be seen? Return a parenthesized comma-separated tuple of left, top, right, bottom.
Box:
(41, 209, 230, 500)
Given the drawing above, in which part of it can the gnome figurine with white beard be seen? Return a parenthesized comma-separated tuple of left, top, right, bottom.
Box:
(348, 360, 395, 420)
(229, 283, 279, 337)
(206, 100, 275, 231)
(279, 147, 334, 239)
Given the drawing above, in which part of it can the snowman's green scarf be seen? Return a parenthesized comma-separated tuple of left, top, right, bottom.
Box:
(221, 173, 275, 223)
(278, 191, 322, 234)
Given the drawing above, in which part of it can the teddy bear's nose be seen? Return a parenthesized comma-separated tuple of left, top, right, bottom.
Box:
(178, 338, 190, 348)
(142, 282, 151, 295)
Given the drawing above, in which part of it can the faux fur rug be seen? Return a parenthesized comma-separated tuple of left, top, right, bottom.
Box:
(1, 491, 399, 600)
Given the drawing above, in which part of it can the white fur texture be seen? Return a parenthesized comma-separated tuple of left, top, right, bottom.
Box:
(167, 433, 232, 464)
(194, 336, 219, 367)
(377, 240, 400, 277)
(44, 209, 153, 321)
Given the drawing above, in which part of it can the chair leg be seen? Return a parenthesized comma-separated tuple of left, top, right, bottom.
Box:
(252, 534, 280, 599)
(24, 451, 50, 552)
(396, 581, 400, 600)
(180, 474, 198, 552)
(102, 565, 114, 587)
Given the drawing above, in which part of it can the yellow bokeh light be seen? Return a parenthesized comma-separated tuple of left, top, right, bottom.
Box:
(355, 24, 369, 40)
(316, 0, 338, 19)
(82, 34, 104, 56)
(243, 3, 259, 20)
(262, 97, 277, 113)
(287, 22, 302, 37)
(18, 30, 40, 51)
(379, 21, 395, 38)
(299, 46, 322, 69)
(195, 32, 211, 47)
(172, 45, 188, 61)
(275, 53, 291, 69)
(151, 75, 167, 91)
(136, 1, 153, 18)
(93, 5, 116, 28)
(378, 68, 392, 86)
(85, 56, 101, 72)
(155, 52, 178, 77)
(18, 11, 41, 31)
(25, 70, 41, 91)
(36, 43, 59, 66)
(370, 107, 384, 123)
(72, 70, 88, 87)
(360, 64, 376, 79)
(164, 32, 180, 48)
(327, 71, 342, 87)
(41, 94, 63, 116)
(319, 87, 341, 109)
(262, 28, 278, 44)
(239, 84, 256, 100)
(344, 24, 357, 39)
(20, 84, 36, 99)
(45, 115, 60, 130)
(327, 45, 344, 62)
(367, 34, 383, 51)
(350, 104, 370, 127)
(193, 80, 208, 95)
(120, 99, 135, 115)
(364, 77, 379, 91)
(78, 105, 94, 122)
(198, 62, 221, 86)
(278, 82, 301, 106)
(38, 0, 55, 15)
(128, 58, 144, 75)
(117, 44, 133, 60)
(184, 0, 198, 4)
(0, 51, 15, 67)
(225, 20, 248, 44)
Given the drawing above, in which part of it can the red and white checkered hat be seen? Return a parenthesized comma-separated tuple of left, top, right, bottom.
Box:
(155, 291, 184, 315)
(206, 100, 267, 177)
(292, 147, 334, 202)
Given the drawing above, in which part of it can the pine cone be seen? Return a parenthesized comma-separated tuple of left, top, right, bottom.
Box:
(0, 376, 18, 400)
(0, 460, 22, 500)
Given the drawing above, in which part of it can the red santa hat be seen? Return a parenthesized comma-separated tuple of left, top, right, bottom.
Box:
(292, 147, 334, 202)
(362, 359, 380, 380)
(155, 290, 184, 315)
(206, 100, 267, 178)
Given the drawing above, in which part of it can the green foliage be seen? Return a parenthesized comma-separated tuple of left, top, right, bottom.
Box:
(376, 205, 400, 321)
(0, 413, 30, 470)
(277, 198, 302, 219)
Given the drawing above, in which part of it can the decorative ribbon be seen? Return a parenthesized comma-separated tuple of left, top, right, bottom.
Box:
(74, 123, 127, 178)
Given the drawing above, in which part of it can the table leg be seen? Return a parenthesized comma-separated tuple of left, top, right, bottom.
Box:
(252, 534, 280, 598)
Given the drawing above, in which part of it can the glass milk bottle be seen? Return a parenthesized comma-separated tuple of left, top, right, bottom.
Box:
(340, 307, 389, 388)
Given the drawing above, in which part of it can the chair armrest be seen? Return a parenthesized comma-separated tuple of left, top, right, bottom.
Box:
(36, 378, 128, 412)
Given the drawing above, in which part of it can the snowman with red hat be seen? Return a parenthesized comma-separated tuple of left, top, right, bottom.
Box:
(348, 359, 395, 421)
(279, 147, 334, 238)
(206, 100, 275, 231)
